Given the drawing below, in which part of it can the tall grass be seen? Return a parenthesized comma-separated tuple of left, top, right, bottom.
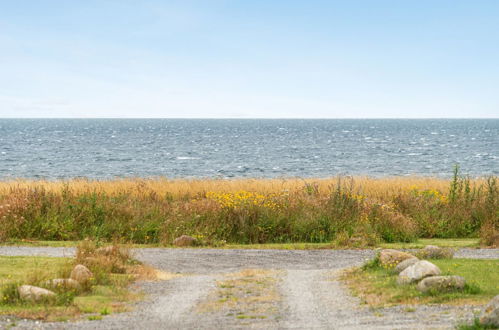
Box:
(0, 170, 497, 245)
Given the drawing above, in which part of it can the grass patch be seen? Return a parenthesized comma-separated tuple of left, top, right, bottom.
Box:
(342, 258, 499, 307)
(457, 317, 498, 330)
(198, 269, 280, 322)
(0, 256, 71, 287)
(379, 238, 480, 249)
(0, 242, 159, 321)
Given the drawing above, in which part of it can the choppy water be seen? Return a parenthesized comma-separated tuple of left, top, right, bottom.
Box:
(0, 119, 497, 179)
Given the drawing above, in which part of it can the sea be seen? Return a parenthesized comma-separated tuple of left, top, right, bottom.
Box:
(0, 119, 497, 180)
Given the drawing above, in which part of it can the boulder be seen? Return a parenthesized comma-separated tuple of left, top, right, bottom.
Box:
(18, 285, 55, 303)
(44, 278, 81, 290)
(394, 257, 419, 274)
(379, 249, 415, 268)
(70, 264, 93, 283)
(480, 295, 499, 327)
(397, 260, 441, 285)
(173, 235, 197, 247)
(416, 275, 465, 293)
(418, 245, 454, 259)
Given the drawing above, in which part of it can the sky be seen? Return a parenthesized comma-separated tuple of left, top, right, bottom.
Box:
(1, 0, 498, 118)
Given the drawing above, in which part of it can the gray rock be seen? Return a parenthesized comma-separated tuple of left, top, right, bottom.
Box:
(96, 245, 128, 257)
(416, 275, 465, 293)
(96, 246, 115, 255)
(480, 295, 499, 327)
(397, 260, 441, 285)
(70, 264, 93, 283)
(44, 278, 81, 290)
(173, 235, 197, 247)
(379, 249, 415, 268)
(18, 285, 55, 302)
(394, 257, 419, 274)
(418, 245, 454, 259)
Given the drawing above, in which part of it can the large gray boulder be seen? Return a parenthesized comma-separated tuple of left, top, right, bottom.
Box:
(45, 278, 81, 290)
(70, 264, 93, 283)
(394, 257, 419, 274)
(18, 285, 55, 302)
(416, 275, 465, 293)
(397, 260, 441, 285)
(173, 235, 197, 247)
(379, 249, 415, 268)
(480, 295, 499, 327)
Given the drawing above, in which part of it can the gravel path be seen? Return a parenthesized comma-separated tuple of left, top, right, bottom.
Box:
(0, 247, 497, 329)
(280, 270, 325, 329)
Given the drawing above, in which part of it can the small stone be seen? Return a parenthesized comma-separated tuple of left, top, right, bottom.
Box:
(96, 245, 127, 257)
(397, 260, 441, 285)
(173, 235, 197, 247)
(417, 275, 465, 293)
(96, 246, 115, 255)
(394, 257, 419, 274)
(379, 249, 415, 267)
(480, 295, 499, 327)
(70, 264, 93, 283)
(18, 285, 55, 302)
(44, 278, 81, 290)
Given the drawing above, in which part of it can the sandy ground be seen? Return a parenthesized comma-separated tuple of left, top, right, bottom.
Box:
(0, 247, 497, 329)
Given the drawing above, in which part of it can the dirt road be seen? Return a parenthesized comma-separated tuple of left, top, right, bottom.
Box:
(0, 247, 497, 329)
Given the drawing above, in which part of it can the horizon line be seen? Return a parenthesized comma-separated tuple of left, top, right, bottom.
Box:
(1, 117, 498, 120)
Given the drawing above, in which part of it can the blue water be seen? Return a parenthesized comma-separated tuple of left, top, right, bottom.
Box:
(0, 119, 497, 179)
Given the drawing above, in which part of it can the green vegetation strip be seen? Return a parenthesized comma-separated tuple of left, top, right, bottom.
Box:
(0, 170, 497, 246)
(0, 238, 481, 250)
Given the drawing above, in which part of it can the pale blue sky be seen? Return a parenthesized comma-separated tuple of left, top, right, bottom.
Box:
(1, 0, 498, 118)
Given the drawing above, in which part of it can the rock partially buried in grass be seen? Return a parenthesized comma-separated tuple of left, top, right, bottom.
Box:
(397, 260, 441, 285)
(96, 245, 128, 257)
(44, 278, 81, 290)
(173, 235, 197, 247)
(70, 264, 93, 283)
(394, 257, 419, 274)
(96, 246, 116, 255)
(416, 275, 465, 293)
(480, 295, 499, 327)
(18, 285, 56, 303)
(418, 245, 454, 259)
(379, 249, 415, 268)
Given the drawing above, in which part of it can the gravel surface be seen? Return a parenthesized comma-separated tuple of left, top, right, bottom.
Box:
(0, 247, 497, 329)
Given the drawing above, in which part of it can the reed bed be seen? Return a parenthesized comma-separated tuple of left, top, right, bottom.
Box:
(0, 168, 497, 246)
(0, 177, 456, 199)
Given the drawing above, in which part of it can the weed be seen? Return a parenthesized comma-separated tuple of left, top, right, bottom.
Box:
(87, 315, 103, 321)
(457, 317, 497, 330)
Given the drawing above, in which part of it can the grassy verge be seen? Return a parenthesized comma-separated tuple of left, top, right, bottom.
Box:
(0, 238, 480, 250)
(379, 238, 480, 249)
(342, 258, 499, 307)
(0, 243, 160, 322)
